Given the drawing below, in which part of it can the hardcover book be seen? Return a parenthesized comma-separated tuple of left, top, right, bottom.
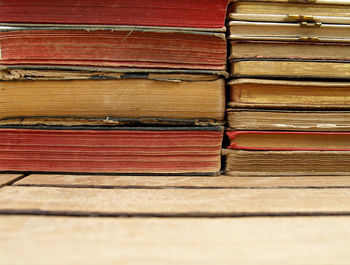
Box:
(0, 27, 227, 71)
(226, 131, 350, 151)
(0, 68, 226, 124)
(224, 149, 350, 176)
(0, 0, 229, 30)
(227, 109, 350, 131)
(228, 79, 350, 108)
(229, 41, 350, 61)
(228, 20, 350, 42)
(230, 0, 350, 18)
(0, 126, 223, 174)
(229, 13, 350, 24)
(230, 59, 350, 78)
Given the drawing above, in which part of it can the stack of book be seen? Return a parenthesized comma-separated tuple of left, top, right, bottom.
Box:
(225, 0, 350, 176)
(0, 1, 229, 175)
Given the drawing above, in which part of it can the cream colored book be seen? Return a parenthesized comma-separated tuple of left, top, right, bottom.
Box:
(229, 13, 350, 24)
(228, 21, 350, 42)
(230, 60, 350, 78)
(229, 41, 350, 60)
(231, 0, 350, 17)
(227, 109, 350, 131)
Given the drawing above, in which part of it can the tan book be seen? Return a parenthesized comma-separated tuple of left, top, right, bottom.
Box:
(230, 60, 350, 78)
(227, 109, 350, 131)
(231, 0, 350, 17)
(228, 21, 350, 42)
(0, 68, 226, 125)
(224, 149, 350, 176)
(229, 13, 350, 24)
(228, 79, 350, 108)
(229, 41, 350, 60)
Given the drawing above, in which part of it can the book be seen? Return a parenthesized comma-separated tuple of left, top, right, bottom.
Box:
(230, 60, 350, 78)
(228, 20, 350, 42)
(0, 126, 223, 174)
(229, 13, 350, 24)
(226, 131, 350, 151)
(0, 27, 227, 71)
(0, 0, 229, 30)
(231, 0, 350, 18)
(227, 109, 350, 131)
(229, 41, 350, 61)
(0, 68, 225, 124)
(228, 79, 350, 108)
(224, 149, 350, 176)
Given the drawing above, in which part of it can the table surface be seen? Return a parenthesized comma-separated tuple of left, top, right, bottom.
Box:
(1, 173, 349, 265)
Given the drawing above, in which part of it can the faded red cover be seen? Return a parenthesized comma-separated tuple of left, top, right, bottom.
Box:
(0, 0, 229, 29)
(0, 29, 226, 70)
(0, 127, 223, 174)
(227, 131, 350, 151)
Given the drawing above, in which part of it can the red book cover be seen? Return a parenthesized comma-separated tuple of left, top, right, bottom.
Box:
(0, 28, 227, 70)
(0, 126, 223, 174)
(0, 0, 229, 30)
(227, 131, 350, 151)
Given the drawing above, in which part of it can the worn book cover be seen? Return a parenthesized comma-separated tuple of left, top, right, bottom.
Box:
(229, 13, 350, 24)
(229, 41, 350, 61)
(0, 0, 229, 30)
(230, 59, 350, 78)
(0, 68, 226, 125)
(227, 109, 350, 131)
(231, 0, 350, 18)
(227, 131, 350, 151)
(228, 20, 350, 42)
(228, 79, 350, 107)
(224, 149, 350, 176)
(0, 26, 227, 71)
(0, 126, 223, 174)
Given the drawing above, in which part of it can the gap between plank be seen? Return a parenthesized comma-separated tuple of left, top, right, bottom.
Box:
(1, 209, 350, 218)
(13, 183, 350, 190)
(0, 173, 30, 187)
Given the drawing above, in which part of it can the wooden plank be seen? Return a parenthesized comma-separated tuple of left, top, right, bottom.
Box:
(0, 174, 23, 187)
(1, 186, 350, 215)
(15, 174, 350, 188)
(1, 216, 349, 265)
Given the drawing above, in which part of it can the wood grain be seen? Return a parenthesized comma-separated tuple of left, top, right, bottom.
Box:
(1, 216, 349, 265)
(2, 186, 350, 215)
(0, 174, 23, 187)
(15, 174, 350, 188)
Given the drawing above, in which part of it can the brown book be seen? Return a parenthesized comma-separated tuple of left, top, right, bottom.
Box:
(231, 0, 350, 17)
(228, 79, 350, 109)
(0, 68, 226, 125)
(224, 149, 350, 176)
(227, 109, 350, 131)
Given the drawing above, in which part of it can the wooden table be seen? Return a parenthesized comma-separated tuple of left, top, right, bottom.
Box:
(1, 173, 350, 264)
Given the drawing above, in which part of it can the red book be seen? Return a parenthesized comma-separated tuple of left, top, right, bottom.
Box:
(0, 126, 223, 174)
(0, 28, 226, 70)
(227, 131, 350, 151)
(0, 0, 229, 30)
